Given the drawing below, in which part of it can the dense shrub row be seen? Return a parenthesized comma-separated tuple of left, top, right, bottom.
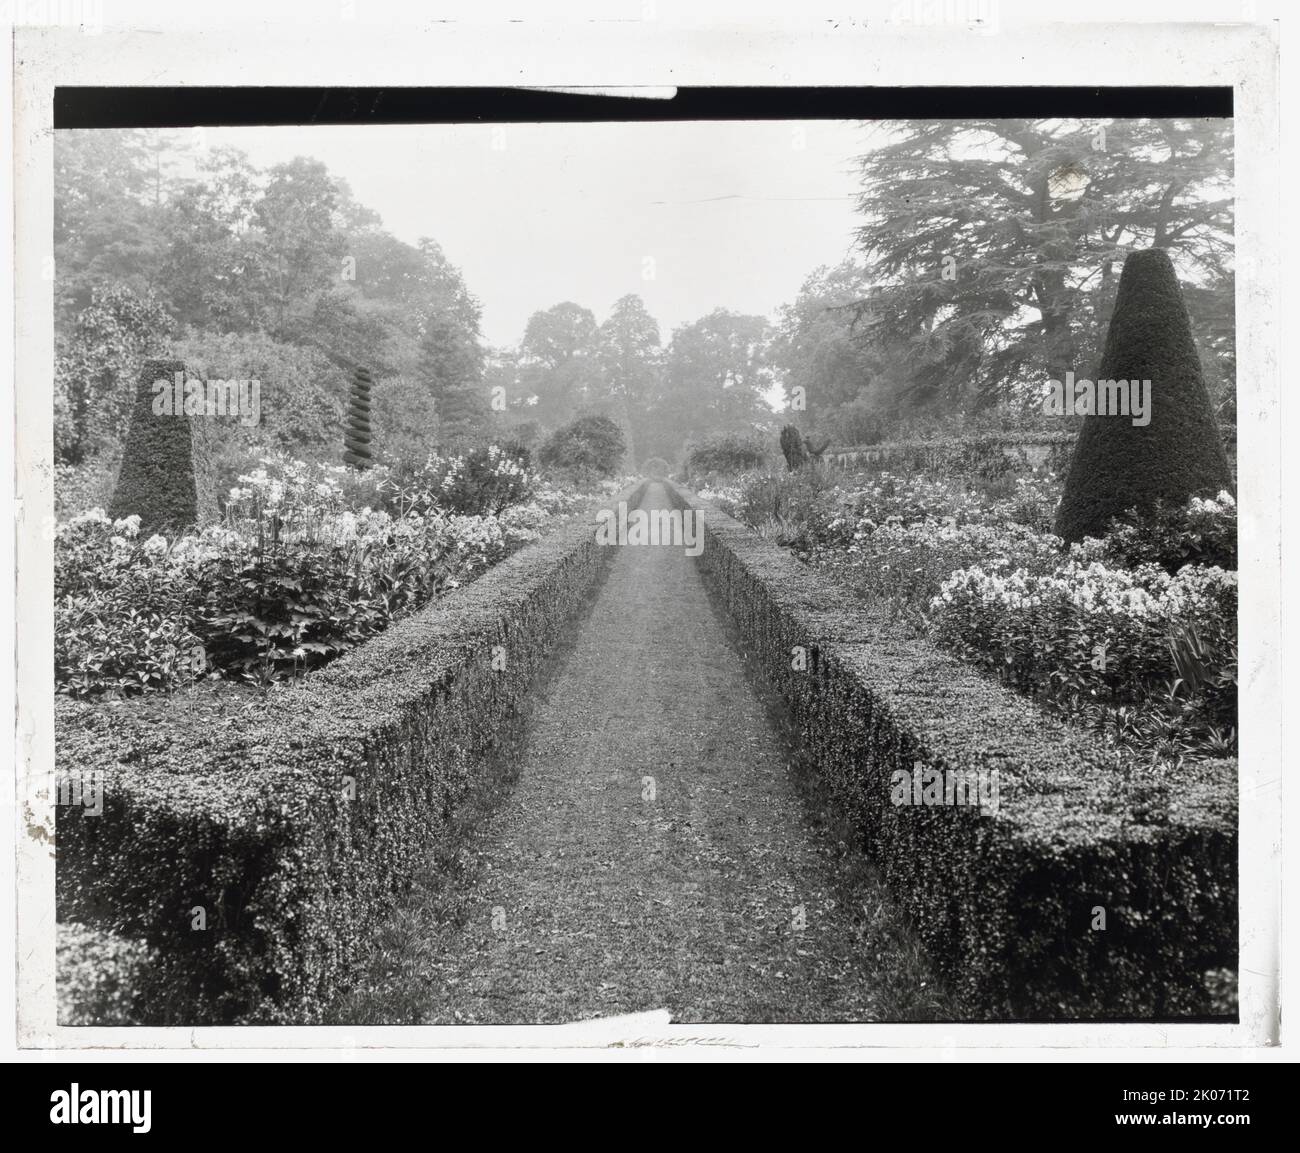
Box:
(703, 467, 1061, 554)
(713, 464, 1237, 759)
(823, 426, 1236, 482)
(684, 431, 770, 479)
(55, 452, 594, 696)
(56, 923, 156, 1026)
(56, 484, 643, 1023)
(931, 556, 1238, 756)
(537, 413, 626, 481)
(825, 431, 1077, 478)
(670, 482, 1237, 1019)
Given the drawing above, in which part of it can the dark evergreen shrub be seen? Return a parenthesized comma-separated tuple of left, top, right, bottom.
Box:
(779, 425, 809, 471)
(1054, 249, 1233, 544)
(538, 413, 626, 478)
(684, 431, 769, 476)
(676, 484, 1238, 1019)
(108, 359, 218, 535)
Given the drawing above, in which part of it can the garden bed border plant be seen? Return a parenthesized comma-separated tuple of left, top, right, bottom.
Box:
(56, 480, 648, 1024)
(668, 481, 1237, 1019)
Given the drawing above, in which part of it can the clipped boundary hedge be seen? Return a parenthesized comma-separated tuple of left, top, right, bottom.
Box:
(826, 426, 1238, 475)
(56, 483, 645, 1024)
(669, 482, 1237, 1019)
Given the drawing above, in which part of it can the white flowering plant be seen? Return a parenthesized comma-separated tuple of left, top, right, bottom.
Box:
(1071, 490, 1237, 573)
(928, 558, 1237, 753)
(55, 510, 205, 697)
(55, 450, 581, 698)
(819, 519, 1067, 630)
(380, 444, 535, 518)
(730, 465, 1237, 757)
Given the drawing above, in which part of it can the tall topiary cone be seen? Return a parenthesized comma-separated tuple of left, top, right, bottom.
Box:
(343, 366, 373, 469)
(109, 358, 218, 536)
(1054, 248, 1232, 544)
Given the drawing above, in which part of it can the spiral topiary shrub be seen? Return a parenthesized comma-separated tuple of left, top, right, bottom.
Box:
(343, 366, 373, 469)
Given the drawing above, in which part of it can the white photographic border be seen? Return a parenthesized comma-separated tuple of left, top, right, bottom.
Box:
(8, 5, 1282, 1056)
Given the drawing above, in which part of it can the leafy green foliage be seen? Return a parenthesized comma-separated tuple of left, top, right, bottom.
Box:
(930, 559, 1238, 759)
(684, 486, 1237, 1019)
(54, 498, 630, 1023)
(1082, 491, 1237, 573)
(771, 259, 904, 437)
(684, 431, 769, 479)
(58, 453, 558, 698)
(380, 444, 535, 518)
(168, 329, 349, 489)
(55, 285, 174, 465)
(419, 304, 487, 449)
(538, 413, 626, 479)
(57, 923, 156, 1026)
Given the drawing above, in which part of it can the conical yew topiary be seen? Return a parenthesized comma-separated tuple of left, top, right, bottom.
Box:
(109, 358, 218, 535)
(1053, 248, 1232, 544)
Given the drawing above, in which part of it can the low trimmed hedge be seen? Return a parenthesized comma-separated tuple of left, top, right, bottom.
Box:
(671, 482, 1237, 1019)
(57, 922, 157, 1026)
(56, 484, 643, 1023)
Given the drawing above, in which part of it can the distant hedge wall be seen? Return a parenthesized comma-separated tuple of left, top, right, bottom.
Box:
(670, 482, 1237, 1019)
(56, 484, 643, 1024)
(825, 426, 1237, 478)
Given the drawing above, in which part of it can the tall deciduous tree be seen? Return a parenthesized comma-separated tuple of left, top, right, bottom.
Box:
(653, 309, 773, 461)
(519, 301, 600, 426)
(594, 294, 662, 465)
(771, 259, 912, 442)
(54, 129, 166, 326)
(254, 157, 348, 338)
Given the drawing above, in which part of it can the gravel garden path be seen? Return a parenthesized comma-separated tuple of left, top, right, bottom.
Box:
(346, 481, 948, 1024)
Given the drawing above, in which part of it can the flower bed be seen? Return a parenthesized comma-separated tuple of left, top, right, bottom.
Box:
(670, 481, 1237, 1019)
(56, 450, 599, 697)
(721, 464, 1237, 759)
(56, 481, 645, 1024)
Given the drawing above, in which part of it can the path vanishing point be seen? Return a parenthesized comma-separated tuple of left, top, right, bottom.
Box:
(344, 481, 943, 1025)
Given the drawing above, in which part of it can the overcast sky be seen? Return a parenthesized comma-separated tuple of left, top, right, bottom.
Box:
(200, 119, 868, 347)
